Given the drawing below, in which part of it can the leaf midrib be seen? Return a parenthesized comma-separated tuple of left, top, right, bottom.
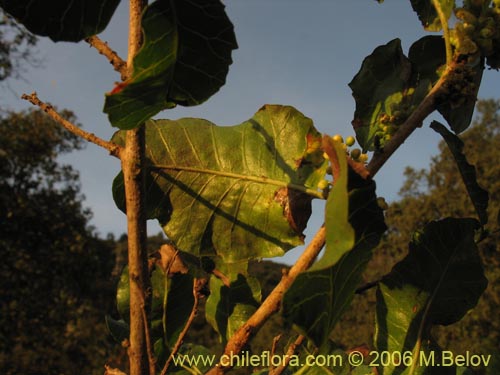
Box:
(148, 164, 325, 199)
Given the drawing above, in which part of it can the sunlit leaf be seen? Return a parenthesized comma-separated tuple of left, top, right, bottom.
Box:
(375, 218, 487, 374)
(104, 0, 237, 129)
(0, 0, 120, 42)
(112, 105, 328, 262)
(430, 121, 489, 225)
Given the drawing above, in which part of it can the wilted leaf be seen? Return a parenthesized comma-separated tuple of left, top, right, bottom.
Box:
(0, 0, 120, 42)
(430, 121, 489, 225)
(282, 168, 386, 347)
(375, 218, 487, 374)
(104, 0, 237, 129)
(112, 105, 328, 262)
(410, 0, 454, 32)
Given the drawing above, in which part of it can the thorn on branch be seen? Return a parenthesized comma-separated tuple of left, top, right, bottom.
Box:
(21, 92, 122, 158)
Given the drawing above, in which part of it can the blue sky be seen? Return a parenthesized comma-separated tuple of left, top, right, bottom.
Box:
(3, 1, 499, 263)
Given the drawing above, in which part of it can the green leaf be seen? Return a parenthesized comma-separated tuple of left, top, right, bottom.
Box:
(350, 36, 449, 151)
(103, 0, 237, 129)
(0, 0, 120, 42)
(205, 263, 260, 342)
(349, 39, 412, 151)
(313, 138, 354, 271)
(116, 266, 194, 349)
(437, 60, 484, 134)
(375, 218, 487, 374)
(105, 316, 129, 343)
(410, 0, 454, 32)
(282, 169, 386, 347)
(430, 121, 489, 225)
(408, 35, 446, 92)
(112, 105, 328, 262)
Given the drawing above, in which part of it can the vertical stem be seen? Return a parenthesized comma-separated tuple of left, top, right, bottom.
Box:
(432, 0, 452, 65)
(124, 1, 151, 375)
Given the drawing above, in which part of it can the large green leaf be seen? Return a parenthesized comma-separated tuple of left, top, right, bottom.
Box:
(205, 262, 260, 342)
(410, 0, 455, 32)
(282, 167, 386, 347)
(0, 0, 120, 42)
(430, 121, 489, 225)
(375, 218, 487, 374)
(350, 36, 447, 152)
(408, 35, 445, 91)
(104, 0, 237, 129)
(349, 39, 412, 151)
(112, 105, 328, 262)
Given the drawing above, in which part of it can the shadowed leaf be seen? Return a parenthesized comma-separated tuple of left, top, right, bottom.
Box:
(349, 39, 411, 151)
(410, 0, 454, 32)
(116, 266, 194, 349)
(0, 0, 120, 42)
(437, 60, 484, 134)
(205, 263, 260, 342)
(350, 36, 447, 152)
(104, 0, 237, 129)
(375, 218, 487, 374)
(430, 121, 489, 225)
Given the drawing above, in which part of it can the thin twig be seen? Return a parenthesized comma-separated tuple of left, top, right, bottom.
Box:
(270, 334, 282, 358)
(431, 0, 452, 65)
(161, 278, 205, 375)
(141, 303, 156, 372)
(269, 335, 305, 375)
(85, 35, 127, 80)
(21, 92, 122, 158)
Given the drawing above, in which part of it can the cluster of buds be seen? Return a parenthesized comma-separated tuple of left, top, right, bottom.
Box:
(452, 0, 500, 68)
(373, 88, 416, 151)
